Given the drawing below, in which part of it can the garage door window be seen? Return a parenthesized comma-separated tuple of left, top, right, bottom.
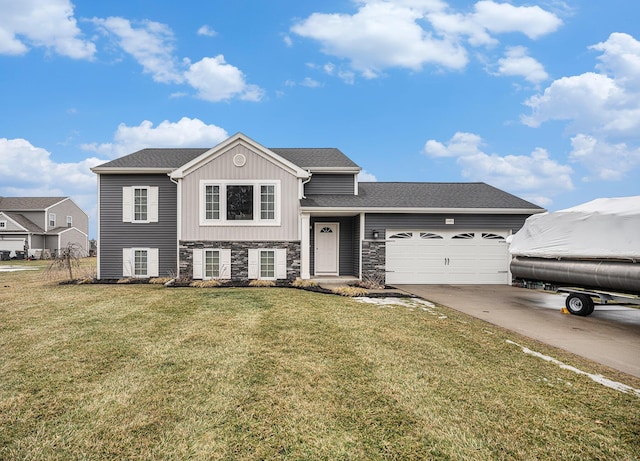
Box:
(452, 232, 475, 239)
(420, 232, 443, 239)
(389, 232, 413, 239)
(482, 233, 505, 240)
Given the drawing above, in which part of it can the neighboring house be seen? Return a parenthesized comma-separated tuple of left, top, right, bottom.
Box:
(91, 133, 544, 284)
(0, 197, 89, 258)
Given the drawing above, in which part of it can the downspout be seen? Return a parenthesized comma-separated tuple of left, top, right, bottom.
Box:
(301, 170, 312, 199)
(170, 176, 181, 279)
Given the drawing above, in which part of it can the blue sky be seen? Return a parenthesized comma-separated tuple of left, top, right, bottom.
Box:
(1, 0, 639, 238)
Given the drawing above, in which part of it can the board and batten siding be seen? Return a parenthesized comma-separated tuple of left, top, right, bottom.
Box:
(364, 213, 531, 240)
(304, 174, 355, 195)
(98, 174, 177, 279)
(180, 144, 300, 242)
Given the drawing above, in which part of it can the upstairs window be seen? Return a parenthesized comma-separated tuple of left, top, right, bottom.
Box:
(66, 216, 73, 228)
(200, 180, 280, 226)
(0, 221, 6, 229)
(122, 186, 158, 223)
(49, 213, 56, 228)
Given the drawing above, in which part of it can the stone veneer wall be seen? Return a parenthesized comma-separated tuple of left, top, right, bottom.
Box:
(361, 240, 386, 284)
(179, 241, 301, 281)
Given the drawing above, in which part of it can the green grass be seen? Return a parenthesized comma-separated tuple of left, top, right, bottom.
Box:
(1, 261, 639, 460)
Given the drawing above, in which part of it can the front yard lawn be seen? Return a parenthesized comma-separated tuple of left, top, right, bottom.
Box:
(1, 263, 639, 460)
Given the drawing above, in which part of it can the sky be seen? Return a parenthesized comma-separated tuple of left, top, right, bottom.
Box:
(1, 0, 639, 238)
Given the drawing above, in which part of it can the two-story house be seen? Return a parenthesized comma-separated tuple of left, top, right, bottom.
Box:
(91, 133, 544, 284)
(0, 197, 89, 258)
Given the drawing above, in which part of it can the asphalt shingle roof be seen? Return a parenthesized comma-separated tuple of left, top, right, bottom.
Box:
(301, 182, 543, 210)
(0, 212, 44, 233)
(0, 197, 67, 211)
(94, 147, 359, 170)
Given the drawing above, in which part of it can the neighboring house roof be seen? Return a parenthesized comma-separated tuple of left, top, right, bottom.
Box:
(0, 196, 67, 211)
(301, 182, 544, 212)
(0, 212, 44, 233)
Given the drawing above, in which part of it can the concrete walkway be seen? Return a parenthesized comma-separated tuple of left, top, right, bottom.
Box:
(396, 284, 640, 378)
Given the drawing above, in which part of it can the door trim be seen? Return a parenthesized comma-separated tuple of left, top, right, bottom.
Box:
(314, 222, 339, 275)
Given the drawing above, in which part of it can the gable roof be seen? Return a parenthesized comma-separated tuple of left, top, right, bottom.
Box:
(0, 197, 67, 211)
(91, 137, 360, 174)
(0, 212, 44, 233)
(301, 182, 544, 212)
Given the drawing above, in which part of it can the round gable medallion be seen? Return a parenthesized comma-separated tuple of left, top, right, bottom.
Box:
(233, 153, 247, 167)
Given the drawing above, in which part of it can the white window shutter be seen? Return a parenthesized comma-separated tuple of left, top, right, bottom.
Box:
(276, 248, 287, 279)
(148, 248, 159, 277)
(122, 248, 133, 277)
(149, 186, 159, 223)
(220, 249, 231, 279)
(192, 249, 203, 280)
(248, 249, 259, 279)
(122, 187, 132, 222)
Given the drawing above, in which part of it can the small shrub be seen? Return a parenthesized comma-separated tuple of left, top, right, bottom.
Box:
(190, 280, 222, 288)
(150, 277, 173, 285)
(116, 278, 134, 284)
(291, 278, 319, 288)
(331, 286, 369, 297)
(358, 270, 386, 289)
(77, 277, 94, 285)
(249, 279, 275, 287)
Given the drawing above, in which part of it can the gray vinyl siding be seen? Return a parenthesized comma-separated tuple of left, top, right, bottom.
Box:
(353, 216, 360, 276)
(364, 213, 531, 239)
(310, 216, 358, 276)
(0, 217, 22, 231)
(98, 174, 177, 279)
(16, 211, 44, 230)
(58, 228, 88, 255)
(304, 174, 355, 195)
(49, 199, 89, 234)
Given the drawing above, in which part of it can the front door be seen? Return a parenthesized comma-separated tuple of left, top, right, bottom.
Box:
(315, 223, 339, 275)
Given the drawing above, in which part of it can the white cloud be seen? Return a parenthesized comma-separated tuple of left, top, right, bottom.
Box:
(291, 1, 469, 77)
(523, 33, 640, 181)
(81, 117, 229, 159)
(0, 137, 101, 225)
(197, 25, 217, 37)
(358, 170, 378, 182)
(472, 1, 562, 40)
(184, 55, 265, 102)
(424, 132, 573, 205)
(92, 17, 183, 84)
(291, 0, 561, 79)
(0, 0, 95, 58)
(495, 46, 548, 83)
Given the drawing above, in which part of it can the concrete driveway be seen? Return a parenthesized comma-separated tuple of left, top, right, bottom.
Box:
(397, 284, 640, 378)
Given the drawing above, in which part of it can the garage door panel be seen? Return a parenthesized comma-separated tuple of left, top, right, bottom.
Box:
(386, 229, 509, 284)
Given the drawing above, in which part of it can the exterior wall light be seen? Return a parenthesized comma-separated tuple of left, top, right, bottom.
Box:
(372, 230, 379, 239)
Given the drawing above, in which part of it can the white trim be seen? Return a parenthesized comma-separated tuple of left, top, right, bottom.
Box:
(48, 212, 56, 229)
(96, 175, 101, 279)
(123, 186, 159, 224)
(0, 220, 6, 229)
(305, 167, 361, 173)
(199, 179, 281, 226)
(359, 212, 365, 280)
(301, 207, 546, 215)
(123, 247, 158, 278)
(91, 167, 175, 174)
(300, 213, 311, 279)
(174, 177, 182, 279)
(66, 215, 73, 228)
(314, 222, 340, 276)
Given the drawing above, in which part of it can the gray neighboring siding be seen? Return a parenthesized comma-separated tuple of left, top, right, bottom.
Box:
(49, 199, 89, 234)
(304, 174, 355, 195)
(310, 216, 358, 276)
(364, 213, 531, 239)
(353, 216, 360, 276)
(99, 174, 177, 279)
(58, 228, 89, 255)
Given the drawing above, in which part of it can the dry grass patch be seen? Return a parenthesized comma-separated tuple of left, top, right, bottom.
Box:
(291, 278, 319, 288)
(248, 279, 275, 287)
(190, 279, 223, 288)
(1, 260, 639, 460)
(149, 277, 173, 285)
(331, 285, 369, 297)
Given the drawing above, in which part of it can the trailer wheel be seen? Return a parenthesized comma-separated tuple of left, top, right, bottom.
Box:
(565, 293, 595, 316)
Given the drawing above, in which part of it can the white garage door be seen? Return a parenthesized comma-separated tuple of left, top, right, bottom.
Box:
(0, 238, 25, 257)
(385, 230, 510, 284)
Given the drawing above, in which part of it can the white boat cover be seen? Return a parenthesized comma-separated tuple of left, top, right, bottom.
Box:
(509, 196, 640, 260)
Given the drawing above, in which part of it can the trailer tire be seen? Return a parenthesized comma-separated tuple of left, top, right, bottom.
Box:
(565, 293, 595, 316)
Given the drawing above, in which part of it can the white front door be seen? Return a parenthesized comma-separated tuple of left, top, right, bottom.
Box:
(315, 223, 339, 275)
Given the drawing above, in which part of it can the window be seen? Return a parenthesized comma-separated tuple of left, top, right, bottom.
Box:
(0, 220, 6, 229)
(134, 249, 148, 276)
(389, 232, 413, 239)
(49, 213, 56, 228)
(260, 185, 275, 220)
(482, 233, 505, 240)
(134, 188, 148, 221)
(200, 180, 280, 225)
(260, 250, 275, 279)
(248, 248, 287, 280)
(192, 248, 231, 280)
(122, 186, 158, 223)
(204, 185, 220, 220)
(227, 185, 253, 220)
(66, 216, 72, 228)
(452, 232, 475, 239)
(122, 248, 159, 278)
(420, 232, 443, 239)
(205, 250, 220, 278)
